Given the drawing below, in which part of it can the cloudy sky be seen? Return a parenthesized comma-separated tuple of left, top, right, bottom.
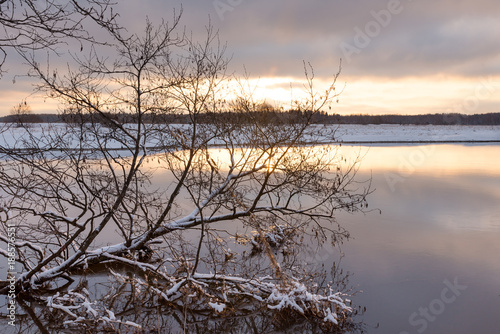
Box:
(1, 0, 500, 115)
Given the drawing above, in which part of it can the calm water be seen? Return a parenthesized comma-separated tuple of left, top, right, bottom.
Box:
(1, 143, 499, 333)
(334, 144, 500, 333)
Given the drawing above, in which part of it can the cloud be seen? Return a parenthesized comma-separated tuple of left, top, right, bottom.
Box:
(2, 0, 500, 115)
(143, 0, 500, 79)
(6, 0, 500, 80)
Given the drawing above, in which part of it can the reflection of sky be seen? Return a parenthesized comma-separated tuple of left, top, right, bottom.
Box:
(197, 143, 500, 178)
(74, 143, 500, 332)
(333, 144, 500, 333)
(338, 143, 500, 177)
(4, 143, 496, 332)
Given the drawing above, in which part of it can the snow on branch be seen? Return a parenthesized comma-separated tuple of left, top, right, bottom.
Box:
(45, 288, 143, 331)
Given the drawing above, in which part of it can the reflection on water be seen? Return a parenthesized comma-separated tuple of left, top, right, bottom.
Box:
(334, 144, 500, 333)
(338, 143, 500, 176)
(1, 144, 499, 333)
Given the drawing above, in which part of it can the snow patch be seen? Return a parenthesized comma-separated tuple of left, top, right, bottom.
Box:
(208, 302, 226, 313)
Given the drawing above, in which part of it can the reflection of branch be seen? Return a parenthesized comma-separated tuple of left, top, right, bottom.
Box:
(18, 298, 51, 334)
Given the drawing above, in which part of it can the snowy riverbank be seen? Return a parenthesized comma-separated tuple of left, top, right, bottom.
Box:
(1, 123, 499, 150)
(326, 124, 500, 143)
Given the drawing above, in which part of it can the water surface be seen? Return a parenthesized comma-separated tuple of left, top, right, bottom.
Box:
(2, 143, 499, 333)
(334, 144, 500, 333)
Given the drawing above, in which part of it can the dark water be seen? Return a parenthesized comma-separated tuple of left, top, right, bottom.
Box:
(334, 144, 500, 333)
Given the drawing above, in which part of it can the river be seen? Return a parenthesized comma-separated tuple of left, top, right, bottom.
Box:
(334, 143, 500, 333)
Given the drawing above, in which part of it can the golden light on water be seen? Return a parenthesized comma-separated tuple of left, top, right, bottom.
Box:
(336, 144, 500, 176)
(143, 143, 500, 179)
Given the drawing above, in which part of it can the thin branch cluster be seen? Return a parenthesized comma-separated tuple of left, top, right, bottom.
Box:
(0, 5, 369, 332)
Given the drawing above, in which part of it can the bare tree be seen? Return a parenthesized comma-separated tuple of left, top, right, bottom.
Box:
(9, 101, 41, 126)
(0, 0, 118, 75)
(0, 7, 370, 332)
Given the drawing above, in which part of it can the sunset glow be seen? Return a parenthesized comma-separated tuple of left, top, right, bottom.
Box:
(1, 0, 500, 117)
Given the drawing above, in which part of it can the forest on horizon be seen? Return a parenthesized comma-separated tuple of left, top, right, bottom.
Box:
(2, 110, 500, 126)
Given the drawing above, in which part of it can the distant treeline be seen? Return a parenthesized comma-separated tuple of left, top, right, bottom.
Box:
(314, 112, 500, 125)
(2, 111, 500, 125)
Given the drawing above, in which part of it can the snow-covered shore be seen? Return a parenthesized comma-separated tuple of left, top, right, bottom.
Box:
(1, 123, 499, 150)
(325, 124, 500, 143)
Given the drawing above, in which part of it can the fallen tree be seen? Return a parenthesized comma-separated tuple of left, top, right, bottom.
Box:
(0, 5, 369, 332)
